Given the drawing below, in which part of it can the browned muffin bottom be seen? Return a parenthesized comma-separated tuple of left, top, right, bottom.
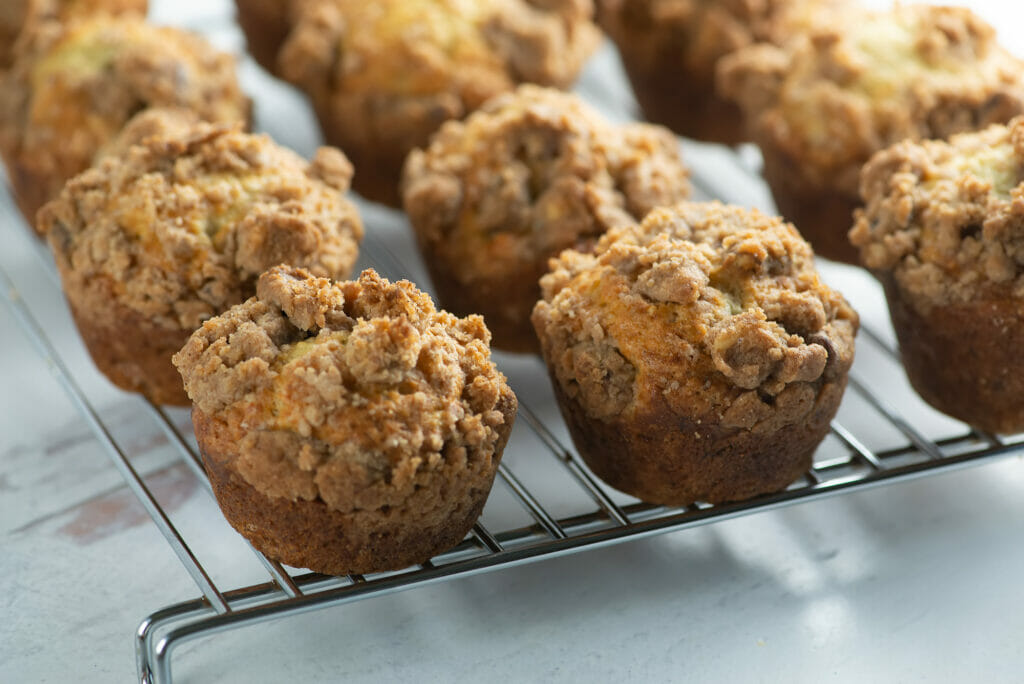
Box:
(234, 0, 292, 75)
(532, 201, 858, 505)
(37, 118, 363, 405)
(718, 4, 1024, 264)
(596, 0, 847, 145)
(0, 0, 147, 70)
(850, 118, 1024, 433)
(0, 15, 249, 228)
(173, 265, 518, 575)
(277, 0, 601, 206)
(402, 85, 691, 353)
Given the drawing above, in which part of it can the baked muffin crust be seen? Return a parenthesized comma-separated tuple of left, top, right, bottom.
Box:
(277, 0, 600, 206)
(234, 0, 292, 74)
(852, 119, 1024, 307)
(597, 0, 847, 144)
(402, 85, 691, 352)
(38, 119, 363, 404)
(850, 118, 1024, 432)
(533, 201, 857, 504)
(0, 0, 146, 70)
(718, 4, 1024, 263)
(174, 265, 517, 574)
(0, 16, 249, 227)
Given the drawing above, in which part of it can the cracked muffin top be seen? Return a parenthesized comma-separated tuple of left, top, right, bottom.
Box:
(532, 201, 857, 431)
(850, 117, 1024, 309)
(38, 118, 363, 331)
(597, 0, 846, 81)
(402, 85, 691, 281)
(718, 4, 1024, 194)
(0, 0, 146, 69)
(173, 265, 517, 508)
(278, 0, 600, 149)
(0, 15, 249, 215)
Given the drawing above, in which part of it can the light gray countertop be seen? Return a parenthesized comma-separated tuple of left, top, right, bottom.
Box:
(4, 1, 1024, 681)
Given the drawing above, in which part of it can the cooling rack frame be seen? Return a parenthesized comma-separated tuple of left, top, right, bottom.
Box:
(3, 210, 1022, 683)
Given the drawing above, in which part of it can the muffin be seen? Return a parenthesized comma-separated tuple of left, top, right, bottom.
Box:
(94, 106, 202, 160)
(277, 0, 601, 206)
(0, 0, 146, 70)
(234, 0, 292, 75)
(0, 16, 250, 228)
(37, 118, 363, 406)
(173, 265, 518, 575)
(718, 4, 1024, 264)
(532, 201, 858, 505)
(850, 118, 1024, 433)
(402, 85, 691, 353)
(596, 0, 847, 145)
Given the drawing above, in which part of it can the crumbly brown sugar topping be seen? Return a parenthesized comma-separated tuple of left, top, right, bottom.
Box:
(0, 16, 248, 196)
(278, 0, 599, 135)
(39, 118, 363, 330)
(0, 0, 147, 69)
(402, 85, 691, 278)
(718, 4, 1024, 190)
(280, 0, 598, 97)
(174, 266, 516, 509)
(533, 201, 857, 430)
(599, 0, 847, 75)
(851, 117, 1024, 306)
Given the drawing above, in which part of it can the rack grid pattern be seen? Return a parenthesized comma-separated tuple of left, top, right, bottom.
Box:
(4, 202, 1023, 682)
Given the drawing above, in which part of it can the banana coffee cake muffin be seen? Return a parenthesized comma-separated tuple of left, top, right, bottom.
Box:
(0, 0, 146, 70)
(402, 85, 691, 353)
(277, 0, 601, 206)
(38, 118, 363, 405)
(532, 201, 858, 505)
(850, 118, 1024, 433)
(596, 0, 848, 145)
(0, 15, 249, 228)
(174, 265, 518, 575)
(234, 0, 291, 75)
(718, 4, 1024, 263)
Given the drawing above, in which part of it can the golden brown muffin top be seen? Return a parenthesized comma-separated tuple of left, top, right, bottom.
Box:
(532, 201, 857, 430)
(0, 0, 146, 70)
(850, 117, 1024, 308)
(402, 85, 691, 281)
(278, 0, 599, 134)
(0, 15, 249, 204)
(718, 4, 1024, 194)
(173, 265, 516, 509)
(597, 0, 846, 80)
(95, 105, 201, 160)
(38, 118, 363, 331)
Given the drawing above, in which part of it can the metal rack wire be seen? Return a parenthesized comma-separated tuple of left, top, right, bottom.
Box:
(4, 189, 1024, 681)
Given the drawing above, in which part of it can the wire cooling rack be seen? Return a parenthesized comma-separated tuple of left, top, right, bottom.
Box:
(4, 23, 1024, 684)
(5, 171, 1024, 681)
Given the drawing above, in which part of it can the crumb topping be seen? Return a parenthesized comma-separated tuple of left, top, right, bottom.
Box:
(38, 119, 363, 331)
(402, 84, 691, 283)
(277, 0, 599, 152)
(718, 4, 1024, 194)
(598, 0, 846, 82)
(0, 0, 147, 69)
(850, 117, 1024, 308)
(95, 105, 200, 160)
(174, 266, 516, 510)
(0, 16, 249, 210)
(532, 201, 857, 430)
(281, 0, 598, 99)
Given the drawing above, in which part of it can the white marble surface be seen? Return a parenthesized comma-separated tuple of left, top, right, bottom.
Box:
(4, 1, 1024, 682)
